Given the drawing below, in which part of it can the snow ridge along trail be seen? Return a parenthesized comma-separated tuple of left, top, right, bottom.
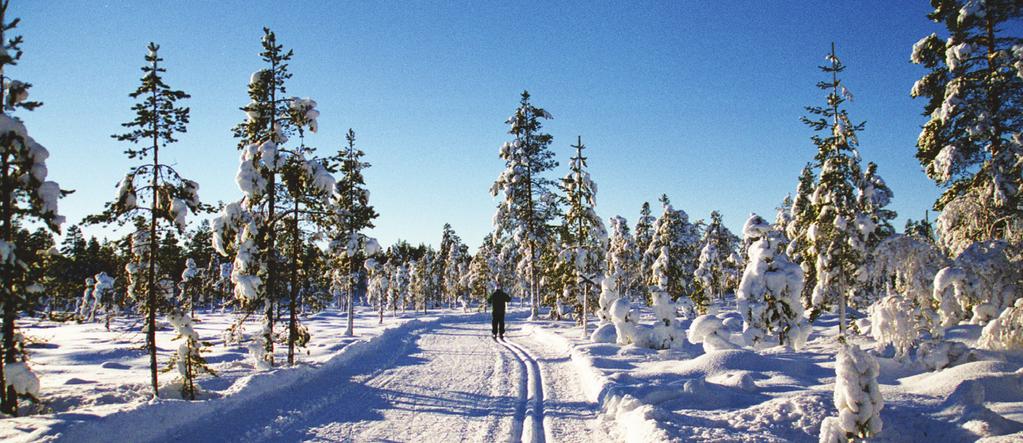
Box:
(499, 336, 547, 443)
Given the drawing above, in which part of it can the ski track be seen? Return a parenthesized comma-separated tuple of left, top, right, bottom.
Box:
(157, 315, 588, 443)
(499, 336, 547, 443)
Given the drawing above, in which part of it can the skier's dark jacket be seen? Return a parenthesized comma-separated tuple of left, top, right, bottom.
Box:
(491, 289, 511, 312)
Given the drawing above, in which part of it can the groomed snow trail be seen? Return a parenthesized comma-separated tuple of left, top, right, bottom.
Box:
(153, 314, 608, 443)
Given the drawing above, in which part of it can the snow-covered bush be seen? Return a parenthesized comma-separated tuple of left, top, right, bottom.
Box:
(609, 298, 649, 347)
(867, 294, 924, 360)
(737, 214, 809, 350)
(3, 362, 40, 402)
(979, 299, 1023, 351)
(596, 276, 620, 324)
(688, 314, 739, 352)
(918, 340, 971, 371)
(165, 312, 215, 400)
(868, 235, 947, 335)
(76, 277, 95, 321)
(933, 266, 969, 332)
(819, 343, 883, 442)
(649, 246, 686, 349)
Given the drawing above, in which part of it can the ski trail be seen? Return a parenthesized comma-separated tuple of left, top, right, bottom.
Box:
(510, 325, 615, 443)
(153, 315, 521, 442)
(500, 336, 547, 443)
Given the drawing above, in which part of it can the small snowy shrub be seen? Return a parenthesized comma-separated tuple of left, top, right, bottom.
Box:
(868, 294, 923, 360)
(979, 299, 1023, 351)
(933, 266, 969, 332)
(737, 214, 809, 349)
(918, 340, 971, 371)
(688, 314, 739, 352)
(649, 247, 686, 349)
(819, 343, 883, 442)
(164, 312, 216, 400)
(609, 298, 649, 347)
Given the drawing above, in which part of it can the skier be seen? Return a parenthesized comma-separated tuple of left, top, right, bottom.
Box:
(491, 286, 511, 339)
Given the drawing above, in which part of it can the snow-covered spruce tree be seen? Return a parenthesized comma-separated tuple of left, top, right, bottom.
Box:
(279, 97, 331, 365)
(490, 91, 558, 320)
(86, 42, 202, 398)
(92, 272, 115, 330)
(785, 164, 818, 311)
(641, 196, 702, 311)
(634, 202, 655, 302)
(466, 237, 498, 311)
(737, 214, 809, 349)
(559, 137, 607, 334)
(328, 129, 380, 336)
(801, 45, 871, 335)
(694, 210, 740, 307)
(164, 311, 215, 400)
(649, 246, 686, 349)
(365, 258, 389, 324)
(212, 28, 297, 369)
(0, 5, 67, 413)
(818, 343, 884, 442)
(852, 162, 897, 309)
(910, 1, 1023, 252)
(604, 216, 641, 316)
(179, 258, 199, 318)
(438, 223, 462, 307)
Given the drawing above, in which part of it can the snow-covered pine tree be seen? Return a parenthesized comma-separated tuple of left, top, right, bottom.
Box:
(818, 343, 884, 442)
(786, 164, 818, 312)
(438, 223, 461, 306)
(179, 258, 199, 318)
(328, 129, 379, 336)
(694, 210, 740, 307)
(466, 238, 498, 311)
(86, 42, 202, 398)
(904, 210, 937, 243)
(649, 246, 686, 348)
(641, 196, 702, 311)
(213, 28, 297, 369)
(910, 1, 1023, 253)
(736, 214, 808, 349)
(853, 161, 898, 309)
(559, 137, 607, 334)
(490, 91, 558, 320)
(164, 311, 215, 400)
(605, 215, 641, 307)
(365, 258, 389, 324)
(634, 202, 655, 303)
(801, 44, 870, 335)
(280, 96, 330, 364)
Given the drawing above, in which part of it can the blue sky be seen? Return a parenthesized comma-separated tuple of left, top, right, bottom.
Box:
(15, 1, 955, 250)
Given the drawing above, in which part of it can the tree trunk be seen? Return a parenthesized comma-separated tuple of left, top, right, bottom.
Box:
(287, 205, 299, 365)
(146, 62, 161, 398)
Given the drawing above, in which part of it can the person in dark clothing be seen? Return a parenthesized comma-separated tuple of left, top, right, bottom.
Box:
(491, 287, 511, 339)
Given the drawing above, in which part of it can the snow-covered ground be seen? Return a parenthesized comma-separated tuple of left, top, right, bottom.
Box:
(3, 305, 1023, 442)
(530, 309, 1023, 442)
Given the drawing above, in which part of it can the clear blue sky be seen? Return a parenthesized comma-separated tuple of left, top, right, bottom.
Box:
(15, 1, 957, 250)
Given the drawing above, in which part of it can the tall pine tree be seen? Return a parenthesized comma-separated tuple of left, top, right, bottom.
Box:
(490, 91, 558, 319)
(0, 1, 67, 413)
(86, 42, 202, 398)
(910, 0, 1023, 254)
(560, 137, 606, 334)
(329, 129, 379, 336)
(801, 44, 870, 335)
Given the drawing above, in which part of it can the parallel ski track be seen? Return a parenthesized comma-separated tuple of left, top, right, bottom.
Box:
(499, 335, 547, 443)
